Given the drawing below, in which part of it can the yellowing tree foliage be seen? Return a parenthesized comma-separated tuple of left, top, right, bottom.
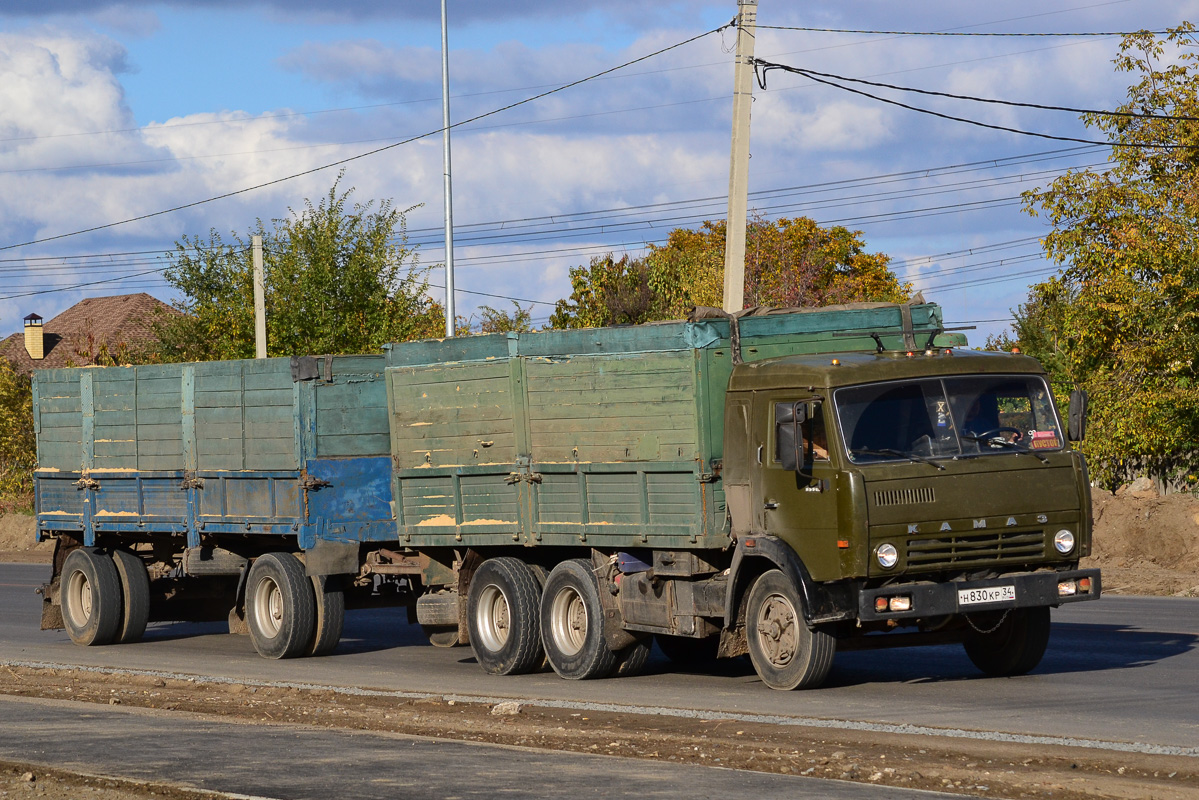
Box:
(1020, 25, 1199, 487)
(550, 216, 909, 328)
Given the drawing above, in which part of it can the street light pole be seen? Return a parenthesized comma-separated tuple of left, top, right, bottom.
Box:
(441, 0, 457, 336)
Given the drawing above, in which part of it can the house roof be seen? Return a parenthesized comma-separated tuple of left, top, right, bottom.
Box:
(0, 293, 182, 373)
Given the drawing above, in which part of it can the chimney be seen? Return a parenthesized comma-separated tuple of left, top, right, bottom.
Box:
(23, 313, 44, 360)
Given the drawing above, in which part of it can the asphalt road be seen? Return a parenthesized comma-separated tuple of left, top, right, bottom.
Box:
(2, 563, 1197, 754)
(0, 694, 958, 800)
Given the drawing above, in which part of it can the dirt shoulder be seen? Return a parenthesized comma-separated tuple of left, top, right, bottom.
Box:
(0, 664, 1196, 800)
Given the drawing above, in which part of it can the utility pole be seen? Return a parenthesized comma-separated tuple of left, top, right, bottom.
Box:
(252, 235, 267, 358)
(723, 0, 757, 313)
(441, 0, 457, 337)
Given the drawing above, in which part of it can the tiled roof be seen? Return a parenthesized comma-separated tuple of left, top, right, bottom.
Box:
(0, 293, 182, 373)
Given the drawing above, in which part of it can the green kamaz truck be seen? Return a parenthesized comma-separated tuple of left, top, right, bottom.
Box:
(34, 301, 1099, 690)
(393, 302, 1099, 689)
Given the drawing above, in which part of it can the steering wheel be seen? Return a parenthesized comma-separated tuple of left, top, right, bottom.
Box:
(972, 427, 1023, 444)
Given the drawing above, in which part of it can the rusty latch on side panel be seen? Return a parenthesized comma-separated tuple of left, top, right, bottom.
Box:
(74, 476, 100, 490)
(179, 473, 205, 490)
(505, 472, 543, 485)
(300, 473, 331, 491)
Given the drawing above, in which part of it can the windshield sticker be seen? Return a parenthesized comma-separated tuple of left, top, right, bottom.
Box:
(1029, 430, 1060, 449)
(935, 400, 948, 427)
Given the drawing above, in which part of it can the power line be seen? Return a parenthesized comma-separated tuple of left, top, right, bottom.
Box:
(757, 64, 1199, 121)
(756, 25, 1164, 36)
(756, 61, 1195, 149)
(0, 24, 727, 254)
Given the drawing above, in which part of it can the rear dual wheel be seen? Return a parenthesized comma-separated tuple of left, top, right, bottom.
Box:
(245, 553, 345, 659)
(467, 557, 544, 675)
(61, 547, 150, 647)
(540, 559, 618, 680)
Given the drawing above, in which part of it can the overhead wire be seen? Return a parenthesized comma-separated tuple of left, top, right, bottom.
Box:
(752, 59, 1196, 149)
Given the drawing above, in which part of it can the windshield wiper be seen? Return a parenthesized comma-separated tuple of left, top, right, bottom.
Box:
(850, 448, 946, 470)
(960, 434, 1050, 464)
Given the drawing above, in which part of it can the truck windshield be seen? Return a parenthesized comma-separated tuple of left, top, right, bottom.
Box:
(835, 374, 1063, 465)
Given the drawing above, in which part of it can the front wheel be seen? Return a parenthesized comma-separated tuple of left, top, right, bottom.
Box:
(246, 553, 316, 659)
(540, 559, 617, 680)
(963, 606, 1050, 676)
(745, 570, 835, 690)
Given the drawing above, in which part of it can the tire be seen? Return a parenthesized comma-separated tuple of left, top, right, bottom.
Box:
(611, 637, 652, 678)
(111, 549, 150, 645)
(655, 634, 719, 667)
(422, 625, 461, 647)
(540, 559, 618, 680)
(60, 547, 122, 647)
(963, 606, 1051, 676)
(745, 569, 836, 690)
(245, 552, 316, 659)
(307, 575, 345, 657)
(467, 557, 544, 675)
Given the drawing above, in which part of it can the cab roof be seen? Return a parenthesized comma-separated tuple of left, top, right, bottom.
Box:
(728, 349, 1047, 393)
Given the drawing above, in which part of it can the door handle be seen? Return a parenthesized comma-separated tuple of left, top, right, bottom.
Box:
(763, 501, 779, 510)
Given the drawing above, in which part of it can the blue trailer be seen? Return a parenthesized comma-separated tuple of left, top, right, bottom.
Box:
(33, 354, 402, 657)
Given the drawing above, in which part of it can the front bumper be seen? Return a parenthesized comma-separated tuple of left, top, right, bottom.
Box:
(857, 568, 1101, 623)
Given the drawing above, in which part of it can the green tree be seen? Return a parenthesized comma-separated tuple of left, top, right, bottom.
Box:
(476, 302, 535, 334)
(0, 358, 35, 512)
(156, 177, 442, 361)
(1019, 24, 1199, 488)
(550, 217, 909, 329)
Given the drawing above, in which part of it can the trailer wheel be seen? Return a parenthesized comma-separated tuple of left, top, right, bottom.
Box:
(60, 547, 122, 646)
(963, 606, 1050, 676)
(540, 559, 617, 680)
(745, 569, 835, 690)
(467, 557, 544, 675)
(111, 549, 150, 644)
(246, 553, 316, 659)
(611, 637, 652, 677)
(306, 575, 345, 657)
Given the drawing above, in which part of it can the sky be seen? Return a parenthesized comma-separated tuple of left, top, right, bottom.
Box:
(0, 0, 1195, 345)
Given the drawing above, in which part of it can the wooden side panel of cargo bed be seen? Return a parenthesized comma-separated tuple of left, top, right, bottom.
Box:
(523, 351, 699, 463)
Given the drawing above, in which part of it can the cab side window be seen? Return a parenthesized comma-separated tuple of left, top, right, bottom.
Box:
(805, 403, 829, 462)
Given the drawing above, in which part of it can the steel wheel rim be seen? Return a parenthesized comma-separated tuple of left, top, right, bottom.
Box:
(66, 569, 92, 628)
(253, 576, 284, 638)
(476, 583, 511, 652)
(549, 586, 587, 657)
(755, 592, 798, 668)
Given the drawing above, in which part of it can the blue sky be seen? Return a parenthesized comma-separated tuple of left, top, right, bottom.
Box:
(1, 0, 1195, 343)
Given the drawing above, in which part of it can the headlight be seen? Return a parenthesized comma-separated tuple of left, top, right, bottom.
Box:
(1053, 529, 1075, 554)
(876, 543, 898, 569)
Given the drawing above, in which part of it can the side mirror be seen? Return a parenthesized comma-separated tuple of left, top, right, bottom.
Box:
(775, 401, 806, 472)
(1067, 389, 1088, 442)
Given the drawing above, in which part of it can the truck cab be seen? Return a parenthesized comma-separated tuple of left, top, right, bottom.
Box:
(720, 347, 1100, 688)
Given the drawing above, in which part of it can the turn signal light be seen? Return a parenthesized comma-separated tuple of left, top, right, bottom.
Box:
(1078, 577, 1093, 593)
(874, 595, 913, 613)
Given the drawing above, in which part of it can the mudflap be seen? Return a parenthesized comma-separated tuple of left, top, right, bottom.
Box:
(37, 536, 70, 631)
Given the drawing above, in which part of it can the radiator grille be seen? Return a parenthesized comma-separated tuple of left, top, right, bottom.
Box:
(906, 529, 1046, 570)
(874, 487, 936, 507)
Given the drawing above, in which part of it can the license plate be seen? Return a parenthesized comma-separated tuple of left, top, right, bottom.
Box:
(958, 585, 1016, 607)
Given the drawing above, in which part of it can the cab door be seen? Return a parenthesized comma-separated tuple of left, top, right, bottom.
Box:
(754, 393, 842, 582)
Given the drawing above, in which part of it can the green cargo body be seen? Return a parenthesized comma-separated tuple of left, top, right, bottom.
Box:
(386, 303, 958, 551)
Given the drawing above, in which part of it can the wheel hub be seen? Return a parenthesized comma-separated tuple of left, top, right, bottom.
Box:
(756, 594, 797, 667)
